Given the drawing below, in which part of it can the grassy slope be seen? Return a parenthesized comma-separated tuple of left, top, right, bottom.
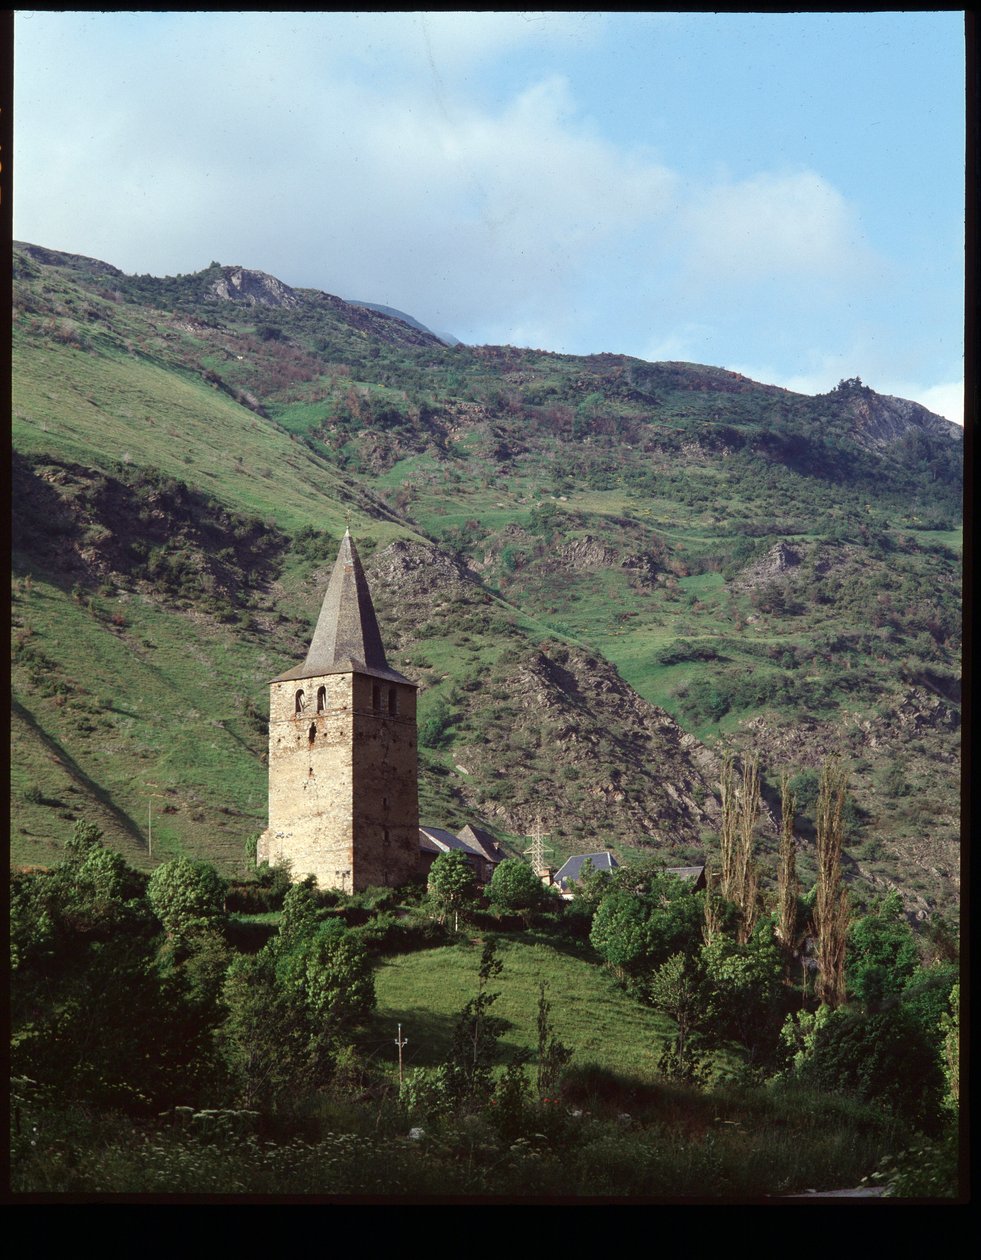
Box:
(368, 933, 668, 1078)
(10, 246, 962, 913)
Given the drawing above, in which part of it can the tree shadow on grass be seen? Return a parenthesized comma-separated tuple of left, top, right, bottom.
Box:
(363, 1006, 464, 1070)
(366, 992, 518, 1073)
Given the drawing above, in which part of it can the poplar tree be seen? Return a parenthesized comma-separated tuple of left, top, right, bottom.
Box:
(718, 754, 739, 900)
(735, 754, 761, 944)
(702, 864, 725, 946)
(718, 752, 760, 944)
(776, 771, 800, 950)
(815, 757, 849, 1008)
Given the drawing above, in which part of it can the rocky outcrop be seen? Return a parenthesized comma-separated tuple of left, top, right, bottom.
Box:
(464, 645, 721, 846)
(364, 536, 721, 852)
(15, 241, 124, 278)
(829, 383, 961, 450)
(210, 267, 301, 309)
(730, 541, 801, 592)
(368, 538, 477, 599)
(546, 535, 618, 572)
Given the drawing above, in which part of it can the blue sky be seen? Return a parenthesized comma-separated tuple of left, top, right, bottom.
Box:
(14, 10, 965, 422)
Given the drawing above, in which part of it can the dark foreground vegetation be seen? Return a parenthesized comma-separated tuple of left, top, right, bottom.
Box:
(11, 815, 961, 1200)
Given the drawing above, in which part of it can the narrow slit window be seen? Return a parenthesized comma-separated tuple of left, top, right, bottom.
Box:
(308, 723, 316, 743)
(372, 684, 381, 712)
(317, 685, 327, 713)
(388, 687, 397, 716)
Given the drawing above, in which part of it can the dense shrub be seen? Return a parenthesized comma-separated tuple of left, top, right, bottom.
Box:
(800, 1006, 945, 1136)
(352, 911, 449, 956)
(147, 858, 228, 938)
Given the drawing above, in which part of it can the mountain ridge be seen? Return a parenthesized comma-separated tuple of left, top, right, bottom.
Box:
(10, 240, 961, 917)
(13, 242, 960, 435)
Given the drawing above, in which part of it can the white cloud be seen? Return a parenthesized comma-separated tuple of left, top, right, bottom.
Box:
(896, 381, 964, 427)
(681, 169, 883, 292)
(13, 11, 961, 394)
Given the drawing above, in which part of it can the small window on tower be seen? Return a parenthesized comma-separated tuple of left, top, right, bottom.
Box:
(372, 684, 381, 712)
(294, 689, 305, 714)
(308, 723, 316, 743)
(388, 687, 397, 716)
(317, 685, 327, 713)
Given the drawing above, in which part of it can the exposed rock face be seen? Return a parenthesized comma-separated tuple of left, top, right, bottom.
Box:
(548, 535, 618, 572)
(731, 542, 801, 592)
(364, 536, 721, 852)
(471, 645, 722, 844)
(368, 538, 477, 598)
(210, 267, 301, 309)
(831, 384, 961, 450)
(12, 453, 286, 610)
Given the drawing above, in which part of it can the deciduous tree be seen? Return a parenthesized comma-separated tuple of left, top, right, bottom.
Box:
(147, 857, 228, 939)
(776, 771, 800, 950)
(446, 940, 507, 1102)
(647, 952, 707, 1083)
(488, 857, 547, 921)
(718, 752, 761, 943)
(846, 892, 918, 1007)
(428, 849, 477, 932)
(814, 757, 850, 1008)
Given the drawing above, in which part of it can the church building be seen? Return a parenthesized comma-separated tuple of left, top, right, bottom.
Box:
(257, 530, 420, 892)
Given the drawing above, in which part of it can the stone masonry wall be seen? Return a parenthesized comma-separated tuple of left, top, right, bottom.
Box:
(351, 675, 419, 889)
(264, 672, 418, 891)
(266, 673, 355, 890)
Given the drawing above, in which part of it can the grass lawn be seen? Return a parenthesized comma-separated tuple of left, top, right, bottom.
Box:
(367, 931, 668, 1079)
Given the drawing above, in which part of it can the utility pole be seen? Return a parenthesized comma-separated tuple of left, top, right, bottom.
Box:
(146, 789, 166, 860)
(395, 1024, 408, 1088)
(523, 814, 554, 880)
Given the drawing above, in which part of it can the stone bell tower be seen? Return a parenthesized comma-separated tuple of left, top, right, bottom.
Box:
(258, 530, 419, 891)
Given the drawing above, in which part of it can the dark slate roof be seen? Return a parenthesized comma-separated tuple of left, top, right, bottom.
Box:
(666, 865, 706, 882)
(457, 824, 504, 863)
(554, 851, 619, 886)
(272, 530, 413, 684)
(419, 826, 483, 858)
(419, 831, 443, 855)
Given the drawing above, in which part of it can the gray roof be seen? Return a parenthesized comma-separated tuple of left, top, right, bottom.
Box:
(666, 865, 706, 882)
(419, 831, 444, 855)
(554, 851, 619, 886)
(419, 826, 483, 858)
(273, 530, 413, 684)
(457, 824, 504, 863)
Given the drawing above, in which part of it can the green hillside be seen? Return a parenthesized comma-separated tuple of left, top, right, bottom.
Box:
(11, 242, 962, 913)
(371, 933, 668, 1077)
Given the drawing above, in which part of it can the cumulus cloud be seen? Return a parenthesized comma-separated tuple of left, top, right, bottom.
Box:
(899, 381, 963, 427)
(14, 13, 675, 345)
(681, 169, 883, 293)
(13, 11, 961, 408)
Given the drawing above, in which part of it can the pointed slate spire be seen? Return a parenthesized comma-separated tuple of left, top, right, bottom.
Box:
(272, 530, 412, 684)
